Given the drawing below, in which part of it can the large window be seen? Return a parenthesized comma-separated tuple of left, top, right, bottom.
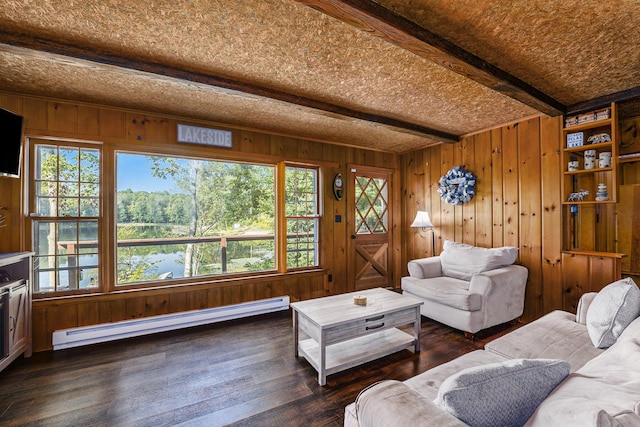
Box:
(116, 153, 276, 285)
(32, 144, 101, 293)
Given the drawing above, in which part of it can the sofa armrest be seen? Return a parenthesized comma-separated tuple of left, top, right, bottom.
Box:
(575, 292, 598, 325)
(355, 380, 467, 427)
(407, 256, 443, 279)
(468, 265, 528, 328)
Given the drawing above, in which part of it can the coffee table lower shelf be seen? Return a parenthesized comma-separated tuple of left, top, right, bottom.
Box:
(298, 328, 416, 383)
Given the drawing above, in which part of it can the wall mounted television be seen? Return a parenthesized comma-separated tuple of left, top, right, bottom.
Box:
(0, 108, 24, 178)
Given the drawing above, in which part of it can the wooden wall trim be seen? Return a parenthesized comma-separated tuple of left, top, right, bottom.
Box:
(32, 270, 329, 352)
(33, 269, 328, 306)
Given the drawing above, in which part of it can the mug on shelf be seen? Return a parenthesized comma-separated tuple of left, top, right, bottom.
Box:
(598, 151, 612, 168)
(568, 160, 579, 171)
(584, 149, 596, 169)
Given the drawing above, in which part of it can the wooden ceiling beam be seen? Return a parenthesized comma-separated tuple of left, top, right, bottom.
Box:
(296, 0, 566, 117)
(0, 30, 460, 144)
(566, 86, 640, 115)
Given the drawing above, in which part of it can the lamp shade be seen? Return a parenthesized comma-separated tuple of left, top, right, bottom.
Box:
(411, 211, 434, 228)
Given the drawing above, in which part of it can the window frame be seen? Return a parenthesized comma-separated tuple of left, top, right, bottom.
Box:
(113, 151, 279, 286)
(283, 163, 321, 270)
(27, 138, 104, 297)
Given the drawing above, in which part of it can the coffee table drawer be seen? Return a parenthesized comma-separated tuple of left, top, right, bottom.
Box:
(324, 307, 417, 344)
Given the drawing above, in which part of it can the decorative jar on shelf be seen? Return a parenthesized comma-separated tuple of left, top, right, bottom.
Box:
(568, 157, 579, 171)
(598, 152, 612, 168)
(584, 149, 596, 169)
(595, 183, 609, 201)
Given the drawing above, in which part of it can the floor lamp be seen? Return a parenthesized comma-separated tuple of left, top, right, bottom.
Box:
(411, 210, 436, 256)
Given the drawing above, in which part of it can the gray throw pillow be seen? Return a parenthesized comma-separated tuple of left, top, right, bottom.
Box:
(586, 277, 640, 349)
(434, 358, 570, 427)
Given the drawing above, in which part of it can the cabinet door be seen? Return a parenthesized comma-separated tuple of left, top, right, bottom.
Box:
(588, 256, 619, 292)
(8, 281, 28, 353)
(0, 290, 7, 357)
(562, 252, 622, 312)
(562, 253, 590, 312)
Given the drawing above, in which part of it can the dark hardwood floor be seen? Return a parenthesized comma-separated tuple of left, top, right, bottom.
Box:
(0, 310, 519, 427)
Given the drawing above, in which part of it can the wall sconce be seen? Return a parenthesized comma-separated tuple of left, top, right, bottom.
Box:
(411, 210, 436, 256)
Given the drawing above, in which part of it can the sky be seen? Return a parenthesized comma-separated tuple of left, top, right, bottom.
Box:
(116, 153, 177, 193)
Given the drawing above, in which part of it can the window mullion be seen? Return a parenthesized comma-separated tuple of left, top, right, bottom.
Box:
(276, 162, 287, 273)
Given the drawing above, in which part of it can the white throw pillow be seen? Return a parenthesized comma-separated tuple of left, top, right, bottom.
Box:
(586, 278, 640, 349)
(440, 240, 518, 280)
(435, 358, 570, 427)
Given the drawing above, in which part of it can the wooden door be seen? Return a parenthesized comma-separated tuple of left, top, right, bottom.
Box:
(348, 166, 393, 291)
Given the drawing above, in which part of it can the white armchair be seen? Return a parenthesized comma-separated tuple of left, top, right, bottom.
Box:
(401, 240, 528, 338)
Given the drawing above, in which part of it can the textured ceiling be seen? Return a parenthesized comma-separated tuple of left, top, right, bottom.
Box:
(0, 0, 638, 153)
(381, 0, 640, 106)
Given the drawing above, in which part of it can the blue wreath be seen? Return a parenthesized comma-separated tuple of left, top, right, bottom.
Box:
(438, 166, 476, 205)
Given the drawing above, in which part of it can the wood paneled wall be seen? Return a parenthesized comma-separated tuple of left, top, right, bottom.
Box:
(401, 116, 564, 322)
(0, 92, 401, 351)
(1, 92, 574, 349)
(619, 116, 640, 278)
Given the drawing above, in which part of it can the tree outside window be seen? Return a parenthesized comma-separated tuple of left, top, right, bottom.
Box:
(115, 153, 276, 285)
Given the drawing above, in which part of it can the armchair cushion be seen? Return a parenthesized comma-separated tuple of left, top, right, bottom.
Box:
(402, 276, 482, 311)
(440, 240, 519, 280)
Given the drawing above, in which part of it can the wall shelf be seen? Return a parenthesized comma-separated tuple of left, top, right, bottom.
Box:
(564, 166, 613, 175)
(562, 103, 619, 255)
(561, 103, 618, 206)
(564, 118, 612, 132)
(564, 141, 613, 153)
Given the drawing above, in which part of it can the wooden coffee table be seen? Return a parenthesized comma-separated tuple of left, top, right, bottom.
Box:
(290, 288, 423, 385)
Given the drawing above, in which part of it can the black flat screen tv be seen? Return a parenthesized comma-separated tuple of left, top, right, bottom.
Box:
(0, 108, 24, 178)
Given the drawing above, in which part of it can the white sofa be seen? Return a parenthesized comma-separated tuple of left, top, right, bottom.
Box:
(402, 240, 528, 336)
(345, 278, 640, 427)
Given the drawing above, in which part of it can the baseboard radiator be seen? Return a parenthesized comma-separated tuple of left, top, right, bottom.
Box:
(52, 296, 290, 350)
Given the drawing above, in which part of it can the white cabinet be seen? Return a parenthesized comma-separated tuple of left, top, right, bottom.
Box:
(0, 252, 33, 372)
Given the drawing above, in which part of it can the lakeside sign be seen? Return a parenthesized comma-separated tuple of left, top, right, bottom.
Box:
(177, 124, 232, 148)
